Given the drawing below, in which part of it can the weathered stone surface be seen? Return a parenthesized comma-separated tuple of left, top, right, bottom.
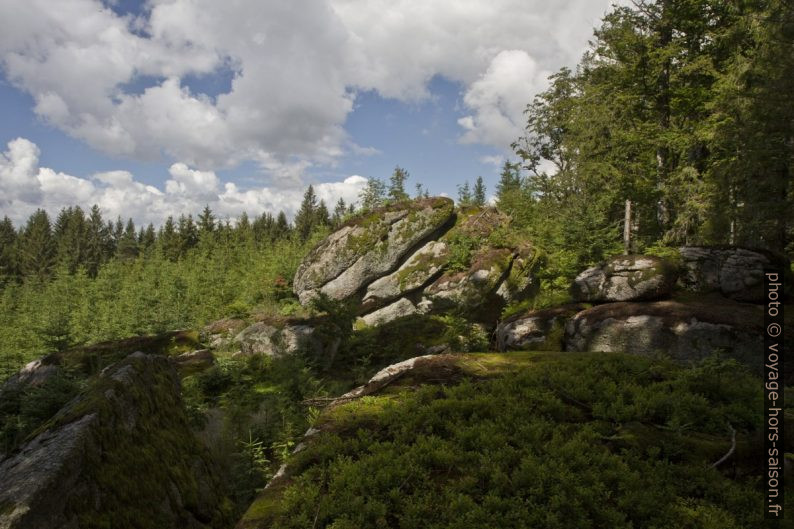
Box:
(423, 248, 514, 322)
(233, 322, 280, 356)
(678, 246, 791, 302)
(496, 304, 586, 351)
(0, 352, 229, 529)
(572, 255, 677, 302)
(293, 198, 455, 304)
(233, 320, 340, 359)
(564, 299, 764, 368)
(358, 298, 418, 327)
(362, 240, 448, 311)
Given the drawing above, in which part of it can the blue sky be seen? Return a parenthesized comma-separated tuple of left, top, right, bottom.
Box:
(0, 0, 616, 225)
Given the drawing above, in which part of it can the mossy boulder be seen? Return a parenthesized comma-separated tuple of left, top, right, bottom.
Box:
(422, 247, 515, 323)
(563, 299, 774, 373)
(361, 240, 449, 311)
(496, 304, 587, 351)
(0, 352, 232, 529)
(572, 254, 678, 303)
(678, 246, 792, 303)
(233, 319, 338, 359)
(293, 198, 455, 304)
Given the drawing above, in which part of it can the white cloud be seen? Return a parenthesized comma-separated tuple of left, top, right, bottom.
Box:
(0, 0, 617, 174)
(458, 50, 550, 148)
(0, 138, 367, 226)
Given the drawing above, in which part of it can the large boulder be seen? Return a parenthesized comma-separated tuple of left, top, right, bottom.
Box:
(361, 240, 449, 311)
(233, 319, 338, 359)
(293, 198, 455, 304)
(564, 299, 765, 369)
(678, 246, 791, 303)
(496, 304, 586, 351)
(358, 297, 419, 327)
(572, 255, 677, 302)
(0, 352, 230, 529)
(421, 247, 515, 322)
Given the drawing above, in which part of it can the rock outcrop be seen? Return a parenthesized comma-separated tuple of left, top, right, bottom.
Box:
(564, 300, 764, 368)
(496, 304, 587, 351)
(293, 200, 540, 327)
(0, 352, 230, 529)
(678, 246, 791, 302)
(421, 248, 515, 322)
(293, 198, 455, 305)
(572, 255, 677, 302)
(233, 319, 338, 359)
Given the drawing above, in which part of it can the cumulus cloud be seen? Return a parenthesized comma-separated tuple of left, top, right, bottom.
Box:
(0, 0, 617, 175)
(458, 50, 551, 147)
(0, 138, 367, 226)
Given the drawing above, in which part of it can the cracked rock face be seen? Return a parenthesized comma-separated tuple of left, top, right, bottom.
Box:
(293, 198, 455, 305)
(678, 246, 791, 303)
(572, 255, 677, 303)
(496, 304, 587, 351)
(563, 300, 764, 369)
(292, 201, 541, 328)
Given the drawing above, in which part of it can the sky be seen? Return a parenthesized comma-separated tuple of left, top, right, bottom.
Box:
(0, 0, 618, 226)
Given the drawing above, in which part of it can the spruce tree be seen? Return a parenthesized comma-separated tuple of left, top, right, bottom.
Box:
(18, 209, 55, 280)
(198, 205, 216, 235)
(84, 205, 108, 277)
(457, 181, 472, 206)
(473, 176, 487, 207)
(0, 216, 18, 281)
(117, 219, 139, 260)
(388, 166, 409, 202)
(294, 185, 318, 241)
(359, 178, 386, 211)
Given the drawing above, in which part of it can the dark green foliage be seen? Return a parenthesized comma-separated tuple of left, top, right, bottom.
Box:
(264, 353, 784, 528)
(0, 370, 81, 456)
(511, 0, 793, 267)
(17, 209, 55, 280)
(294, 185, 318, 241)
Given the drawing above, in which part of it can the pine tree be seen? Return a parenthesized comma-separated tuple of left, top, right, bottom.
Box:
(388, 166, 409, 202)
(457, 181, 472, 207)
(177, 214, 199, 253)
(274, 211, 290, 239)
(359, 178, 385, 210)
(84, 205, 109, 277)
(294, 185, 318, 241)
(139, 224, 156, 255)
(53, 206, 87, 273)
(159, 216, 181, 261)
(253, 212, 274, 243)
(18, 209, 55, 280)
(473, 176, 486, 206)
(0, 216, 18, 281)
(332, 198, 347, 226)
(315, 200, 331, 228)
(117, 219, 139, 260)
(198, 205, 216, 235)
